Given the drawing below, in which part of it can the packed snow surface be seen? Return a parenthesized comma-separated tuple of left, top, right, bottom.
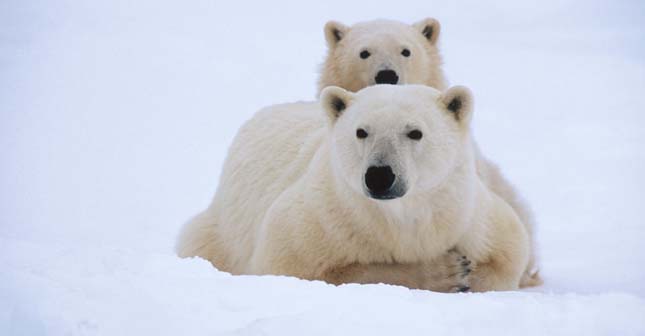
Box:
(1, 0, 645, 335)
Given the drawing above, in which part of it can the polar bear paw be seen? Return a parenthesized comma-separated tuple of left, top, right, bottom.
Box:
(451, 253, 472, 293)
(424, 249, 472, 293)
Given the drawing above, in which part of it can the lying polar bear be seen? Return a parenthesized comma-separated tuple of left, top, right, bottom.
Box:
(177, 85, 530, 292)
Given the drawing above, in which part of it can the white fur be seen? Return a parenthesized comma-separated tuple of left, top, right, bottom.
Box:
(177, 85, 530, 292)
(318, 18, 540, 287)
(319, 19, 446, 94)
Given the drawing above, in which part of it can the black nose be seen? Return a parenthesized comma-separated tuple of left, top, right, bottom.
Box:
(375, 70, 399, 85)
(365, 166, 396, 195)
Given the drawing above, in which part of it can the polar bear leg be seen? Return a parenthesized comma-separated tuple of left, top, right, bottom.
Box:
(324, 250, 472, 293)
(475, 147, 541, 287)
(467, 198, 530, 292)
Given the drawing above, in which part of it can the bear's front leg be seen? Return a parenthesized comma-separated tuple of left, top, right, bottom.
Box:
(468, 254, 524, 292)
(247, 192, 338, 280)
(421, 249, 472, 292)
(323, 249, 472, 293)
(465, 199, 530, 292)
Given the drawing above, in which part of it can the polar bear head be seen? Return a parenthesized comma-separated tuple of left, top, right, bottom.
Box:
(318, 19, 446, 96)
(321, 84, 473, 200)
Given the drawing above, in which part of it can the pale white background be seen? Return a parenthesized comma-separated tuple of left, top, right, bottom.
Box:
(1, 0, 645, 334)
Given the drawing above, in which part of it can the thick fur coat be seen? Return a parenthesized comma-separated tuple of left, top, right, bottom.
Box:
(318, 18, 540, 286)
(177, 85, 530, 292)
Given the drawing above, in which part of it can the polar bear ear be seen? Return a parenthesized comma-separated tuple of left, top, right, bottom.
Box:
(324, 21, 349, 49)
(441, 86, 473, 125)
(320, 86, 354, 123)
(413, 18, 441, 45)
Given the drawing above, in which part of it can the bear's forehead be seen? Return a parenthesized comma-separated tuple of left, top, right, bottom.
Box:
(344, 86, 443, 123)
(347, 20, 418, 43)
(352, 101, 423, 118)
(351, 19, 410, 33)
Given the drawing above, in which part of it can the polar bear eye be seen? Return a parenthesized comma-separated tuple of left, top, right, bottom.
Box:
(359, 50, 371, 59)
(356, 128, 368, 139)
(401, 48, 411, 57)
(407, 130, 422, 140)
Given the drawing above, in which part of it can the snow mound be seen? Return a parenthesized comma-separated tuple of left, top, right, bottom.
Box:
(2, 239, 644, 335)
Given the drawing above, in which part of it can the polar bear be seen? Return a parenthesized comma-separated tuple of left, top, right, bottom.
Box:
(177, 85, 530, 292)
(318, 18, 541, 287)
(319, 18, 446, 94)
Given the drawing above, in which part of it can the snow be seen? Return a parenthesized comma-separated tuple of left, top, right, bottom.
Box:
(1, 0, 645, 334)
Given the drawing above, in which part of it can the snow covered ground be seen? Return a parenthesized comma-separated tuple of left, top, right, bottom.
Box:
(2, 0, 645, 334)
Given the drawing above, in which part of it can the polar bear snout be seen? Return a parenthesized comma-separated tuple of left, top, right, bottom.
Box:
(374, 70, 399, 85)
(364, 165, 405, 200)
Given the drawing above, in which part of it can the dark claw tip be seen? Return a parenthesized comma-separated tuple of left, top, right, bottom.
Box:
(457, 286, 470, 292)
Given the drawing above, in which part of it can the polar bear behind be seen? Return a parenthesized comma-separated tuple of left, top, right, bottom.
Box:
(177, 85, 530, 292)
(319, 18, 446, 93)
(318, 18, 540, 287)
